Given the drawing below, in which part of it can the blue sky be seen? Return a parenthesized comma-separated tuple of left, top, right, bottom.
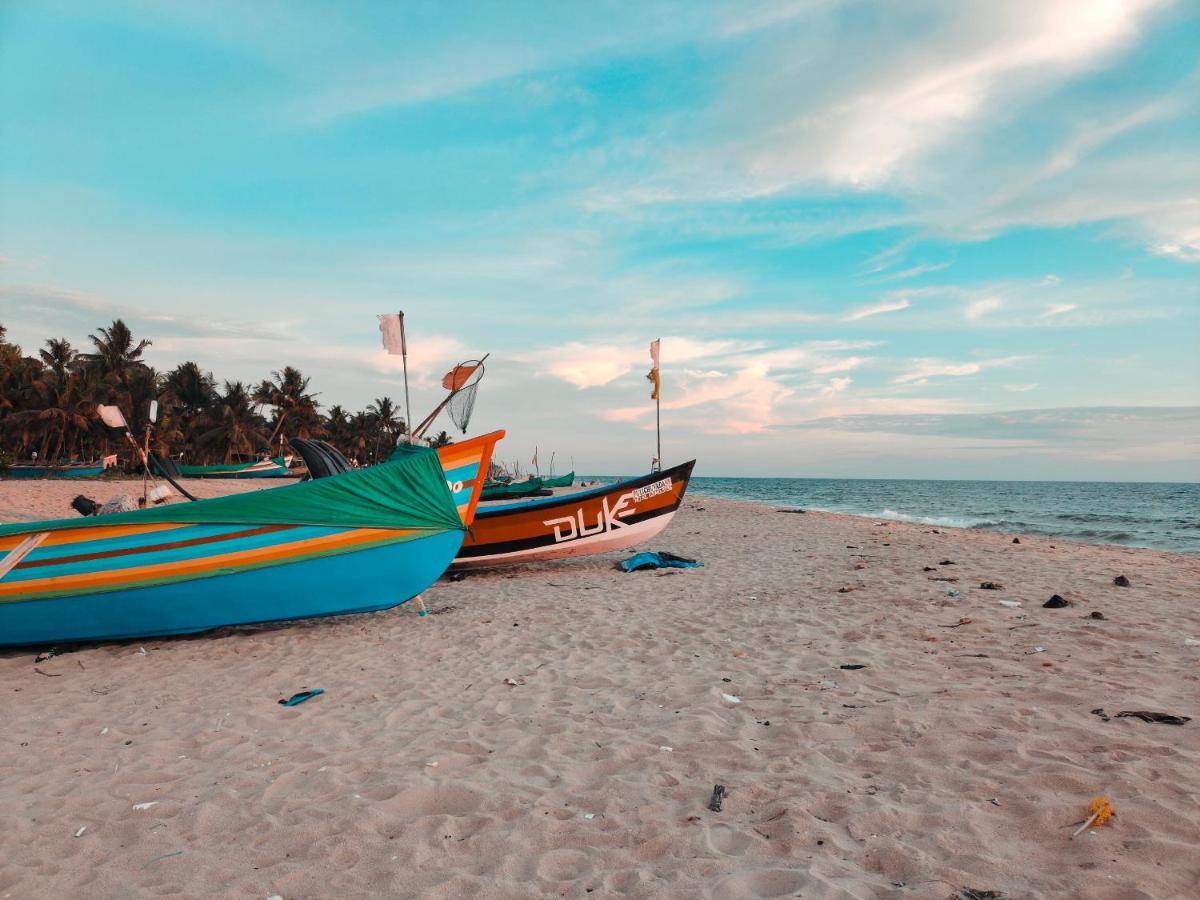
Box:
(1, 0, 1197, 479)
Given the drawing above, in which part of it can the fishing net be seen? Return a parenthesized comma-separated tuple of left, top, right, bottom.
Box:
(443, 360, 485, 433)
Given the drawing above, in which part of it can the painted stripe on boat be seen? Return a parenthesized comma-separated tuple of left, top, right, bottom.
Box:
(0, 521, 188, 553)
(0, 527, 420, 602)
(16, 522, 288, 565)
(5, 525, 340, 581)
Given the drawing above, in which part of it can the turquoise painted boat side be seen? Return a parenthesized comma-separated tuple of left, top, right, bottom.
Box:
(479, 474, 642, 514)
(442, 459, 479, 512)
(6, 464, 106, 479)
(0, 528, 463, 646)
(227, 466, 290, 478)
(3, 524, 347, 583)
(26, 523, 255, 563)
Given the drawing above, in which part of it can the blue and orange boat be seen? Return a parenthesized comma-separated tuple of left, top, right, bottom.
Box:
(6, 458, 115, 479)
(0, 432, 502, 646)
(176, 456, 291, 479)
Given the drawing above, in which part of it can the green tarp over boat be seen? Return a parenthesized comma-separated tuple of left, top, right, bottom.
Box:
(0, 447, 463, 539)
(480, 477, 543, 501)
(541, 472, 574, 488)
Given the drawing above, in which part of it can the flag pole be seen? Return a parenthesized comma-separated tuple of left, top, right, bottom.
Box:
(650, 338, 662, 473)
(399, 310, 413, 444)
(652, 388, 662, 472)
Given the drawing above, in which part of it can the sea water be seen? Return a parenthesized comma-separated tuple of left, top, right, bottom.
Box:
(589, 475, 1199, 553)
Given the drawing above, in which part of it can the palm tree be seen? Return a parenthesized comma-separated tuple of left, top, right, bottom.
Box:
(30, 338, 89, 462)
(322, 404, 351, 455)
(199, 381, 270, 463)
(429, 430, 452, 448)
(366, 396, 406, 461)
(346, 410, 375, 464)
(162, 362, 217, 458)
(81, 320, 155, 438)
(253, 365, 321, 450)
(85, 319, 151, 382)
(38, 337, 77, 382)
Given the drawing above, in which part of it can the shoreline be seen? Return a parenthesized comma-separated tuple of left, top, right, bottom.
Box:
(688, 490, 1200, 559)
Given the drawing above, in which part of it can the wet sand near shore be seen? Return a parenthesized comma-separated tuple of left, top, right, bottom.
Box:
(1, 482, 1197, 898)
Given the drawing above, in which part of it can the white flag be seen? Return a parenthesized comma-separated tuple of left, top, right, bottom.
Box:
(649, 338, 660, 369)
(97, 404, 128, 429)
(378, 313, 407, 355)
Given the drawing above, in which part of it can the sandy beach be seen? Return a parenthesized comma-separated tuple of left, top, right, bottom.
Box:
(1, 481, 1197, 899)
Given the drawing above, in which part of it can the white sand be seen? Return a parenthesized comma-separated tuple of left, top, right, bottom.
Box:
(1, 483, 1198, 898)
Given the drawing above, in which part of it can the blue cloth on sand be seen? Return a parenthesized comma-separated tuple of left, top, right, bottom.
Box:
(618, 552, 703, 573)
(279, 688, 324, 706)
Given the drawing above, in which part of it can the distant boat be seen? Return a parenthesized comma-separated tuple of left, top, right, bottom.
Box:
(6, 460, 110, 480)
(454, 460, 695, 568)
(0, 444, 494, 646)
(175, 456, 290, 479)
(540, 471, 575, 488)
(480, 477, 544, 501)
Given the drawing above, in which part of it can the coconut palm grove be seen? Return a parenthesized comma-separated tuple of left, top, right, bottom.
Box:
(0, 320, 447, 471)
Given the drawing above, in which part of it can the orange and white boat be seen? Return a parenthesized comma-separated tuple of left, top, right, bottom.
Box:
(450, 460, 695, 568)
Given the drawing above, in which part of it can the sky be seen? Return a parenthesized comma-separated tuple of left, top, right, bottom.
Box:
(1, 0, 1197, 480)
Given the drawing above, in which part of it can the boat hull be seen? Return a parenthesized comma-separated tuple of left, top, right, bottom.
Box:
(479, 477, 543, 501)
(452, 460, 695, 568)
(0, 528, 462, 646)
(179, 458, 290, 479)
(7, 464, 106, 479)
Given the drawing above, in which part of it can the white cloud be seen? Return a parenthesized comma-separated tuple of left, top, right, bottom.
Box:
(965, 296, 1003, 320)
(812, 355, 868, 375)
(1004, 383, 1039, 392)
(519, 336, 764, 389)
(844, 298, 911, 321)
(1040, 303, 1079, 318)
(894, 355, 1026, 385)
(596, 339, 879, 434)
(873, 261, 952, 282)
(819, 376, 853, 397)
(585, 1, 1193, 259)
(524, 342, 638, 389)
(722, 0, 1165, 186)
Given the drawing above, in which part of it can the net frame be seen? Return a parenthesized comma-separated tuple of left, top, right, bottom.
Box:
(444, 360, 485, 433)
(411, 355, 488, 439)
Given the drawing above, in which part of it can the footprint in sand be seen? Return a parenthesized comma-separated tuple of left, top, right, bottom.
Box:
(390, 784, 482, 817)
(713, 867, 809, 898)
(535, 848, 592, 881)
(705, 823, 754, 856)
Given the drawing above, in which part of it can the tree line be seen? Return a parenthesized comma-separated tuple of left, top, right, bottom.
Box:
(0, 319, 450, 469)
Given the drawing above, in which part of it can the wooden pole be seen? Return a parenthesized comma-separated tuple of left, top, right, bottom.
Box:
(655, 392, 661, 473)
(142, 422, 152, 504)
(399, 311, 413, 444)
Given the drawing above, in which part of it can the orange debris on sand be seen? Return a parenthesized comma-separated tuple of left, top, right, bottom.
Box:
(1089, 797, 1115, 826)
(1071, 796, 1116, 838)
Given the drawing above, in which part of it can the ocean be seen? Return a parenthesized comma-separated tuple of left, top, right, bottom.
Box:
(655, 476, 1198, 553)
